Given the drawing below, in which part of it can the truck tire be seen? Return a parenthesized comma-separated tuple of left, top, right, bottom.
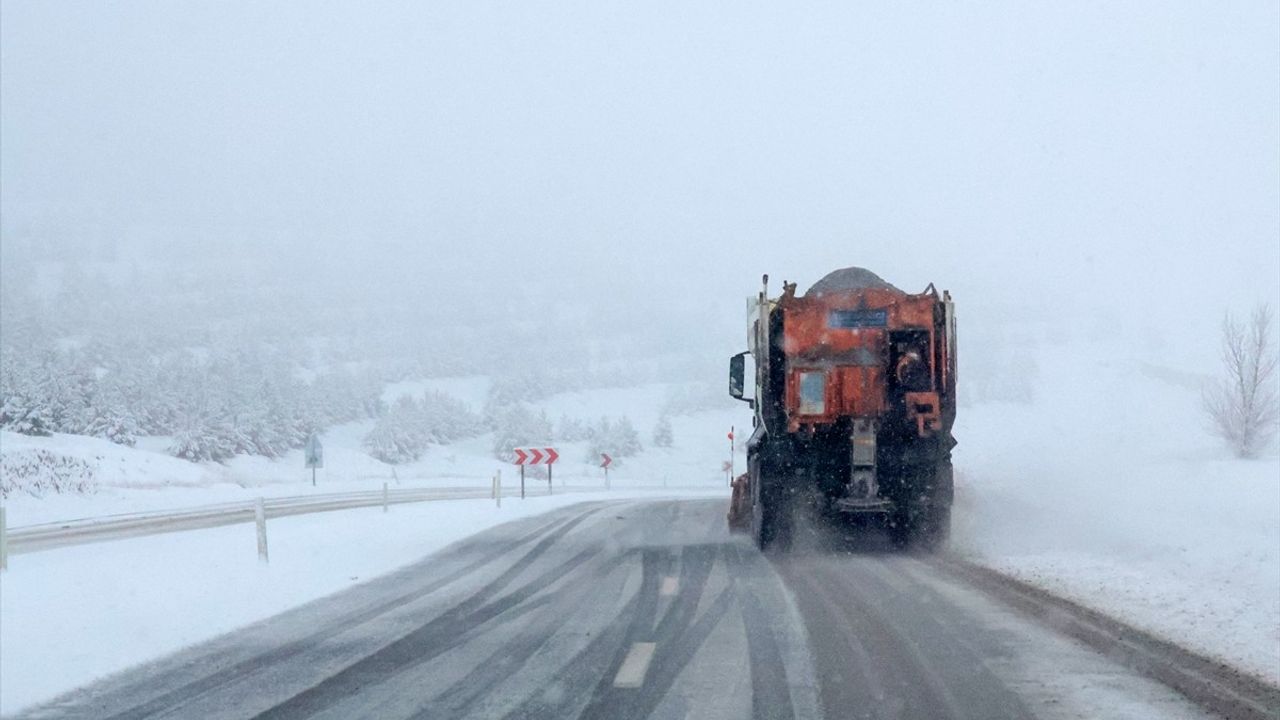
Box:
(908, 456, 954, 551)
(913, 496, 951, 551)
(751, 455, 792, 552)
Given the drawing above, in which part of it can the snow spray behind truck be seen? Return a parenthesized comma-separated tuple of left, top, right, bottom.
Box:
(727, 268, 957, 550)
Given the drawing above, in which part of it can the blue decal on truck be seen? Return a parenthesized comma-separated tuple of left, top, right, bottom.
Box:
(828, 309, 888, 328)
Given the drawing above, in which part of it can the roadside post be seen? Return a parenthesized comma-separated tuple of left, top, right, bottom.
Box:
(305, 434, 324, 487)
(601, 453, 612, 490)
(255, 497, 269, 564)
(517, 450, 525, 498)
(1, 506, 7, 572)
(496, 470, 502, 507)
(382, 482, 389, 513)
(728, 426, 735, 486)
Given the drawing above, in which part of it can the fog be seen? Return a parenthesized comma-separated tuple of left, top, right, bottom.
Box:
(3, 1, 1278, 369)
(3, 8, 1280, 711)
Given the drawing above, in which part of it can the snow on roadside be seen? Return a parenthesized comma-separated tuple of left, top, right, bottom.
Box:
(953, 344, 1280, 685)
(1, 430, 216, 491)
(0, 490, 724, 716)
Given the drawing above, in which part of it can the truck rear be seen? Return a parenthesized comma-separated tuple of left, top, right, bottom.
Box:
(728, 267, 957, 550)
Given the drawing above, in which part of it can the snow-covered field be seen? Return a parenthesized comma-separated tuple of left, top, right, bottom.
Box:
(952, 344, 1280, 685)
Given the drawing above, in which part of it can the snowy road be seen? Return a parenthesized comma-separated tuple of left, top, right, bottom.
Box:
(15, 499, 1248, 720)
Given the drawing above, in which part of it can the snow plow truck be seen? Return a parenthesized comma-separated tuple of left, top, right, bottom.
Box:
(727, 267, 957, 551)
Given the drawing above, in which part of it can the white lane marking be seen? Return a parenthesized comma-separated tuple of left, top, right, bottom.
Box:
(613, 642, 657, 688)
(660, 576, 679, 596)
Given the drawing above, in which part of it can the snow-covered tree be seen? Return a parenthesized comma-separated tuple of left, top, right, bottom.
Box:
(420, 391, 485, 443)
(168, 411, 238, 463)
(614, 416, 643, 456)
(492, 402, 553, 461)
(364, 396, 428, 464)
(0, 389, 53, 436)
(483, 377, 525, 427)
(81, 380, 138, 447)
(1, 351, 44, 434)
(652, 414, 674, 448)
(557, 414, 589, 442)
(363, 391, 484, 464)
(1203, 304, 1279, 458)
(588, 415, 643, 459)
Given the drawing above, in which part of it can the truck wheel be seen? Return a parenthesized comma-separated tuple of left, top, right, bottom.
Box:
(912, 501, 951, 551)
(888, 509, 912, 549)
(752, 468, 792, 553)
(891, 456, 953, 551)
(909, 457, 954, 551)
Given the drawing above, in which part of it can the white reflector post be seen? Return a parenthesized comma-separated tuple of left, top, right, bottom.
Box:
(0, 506, 7, 572)
(255, 498, 269, 564)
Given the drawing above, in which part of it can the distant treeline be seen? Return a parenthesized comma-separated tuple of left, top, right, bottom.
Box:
(0, 340, 384, 461)
(0, 256, 731, 463)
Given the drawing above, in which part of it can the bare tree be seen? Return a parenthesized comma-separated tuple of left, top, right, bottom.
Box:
(1203, 304, 1279, 458)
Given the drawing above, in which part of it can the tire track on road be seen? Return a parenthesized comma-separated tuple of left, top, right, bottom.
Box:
(781, 559, 960, 720)
(403, 553, 632, 720)
(497, 565, 651, 720)
(726, 542, 797, 720)
(93, 512, 579, 720)
(577, 542, 721, 720)
(249, 509, 602, 720)
(780, 556, 1031, 720)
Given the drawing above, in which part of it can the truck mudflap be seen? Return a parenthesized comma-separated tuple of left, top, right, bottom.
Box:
(727, 473, 752, 532)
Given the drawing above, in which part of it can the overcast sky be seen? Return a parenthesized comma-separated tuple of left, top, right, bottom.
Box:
(3, 1, 1278, 355)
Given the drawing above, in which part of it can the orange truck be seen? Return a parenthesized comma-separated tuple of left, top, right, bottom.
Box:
(727, 267, 957, 550)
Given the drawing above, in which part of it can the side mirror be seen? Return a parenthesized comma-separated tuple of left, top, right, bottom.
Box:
(729, 352, 753, 406)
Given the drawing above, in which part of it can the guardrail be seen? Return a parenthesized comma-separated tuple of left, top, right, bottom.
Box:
(2, 483, 725, 557)
(4, 485, 552, 555)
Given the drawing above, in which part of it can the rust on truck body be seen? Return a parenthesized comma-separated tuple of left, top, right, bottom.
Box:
(780, 287, 944, 437)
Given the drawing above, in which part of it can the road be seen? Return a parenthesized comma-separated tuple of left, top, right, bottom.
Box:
(17, 499, 1240, 719)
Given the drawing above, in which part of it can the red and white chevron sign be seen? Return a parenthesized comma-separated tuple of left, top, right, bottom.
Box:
(513, 447, 559, 465)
